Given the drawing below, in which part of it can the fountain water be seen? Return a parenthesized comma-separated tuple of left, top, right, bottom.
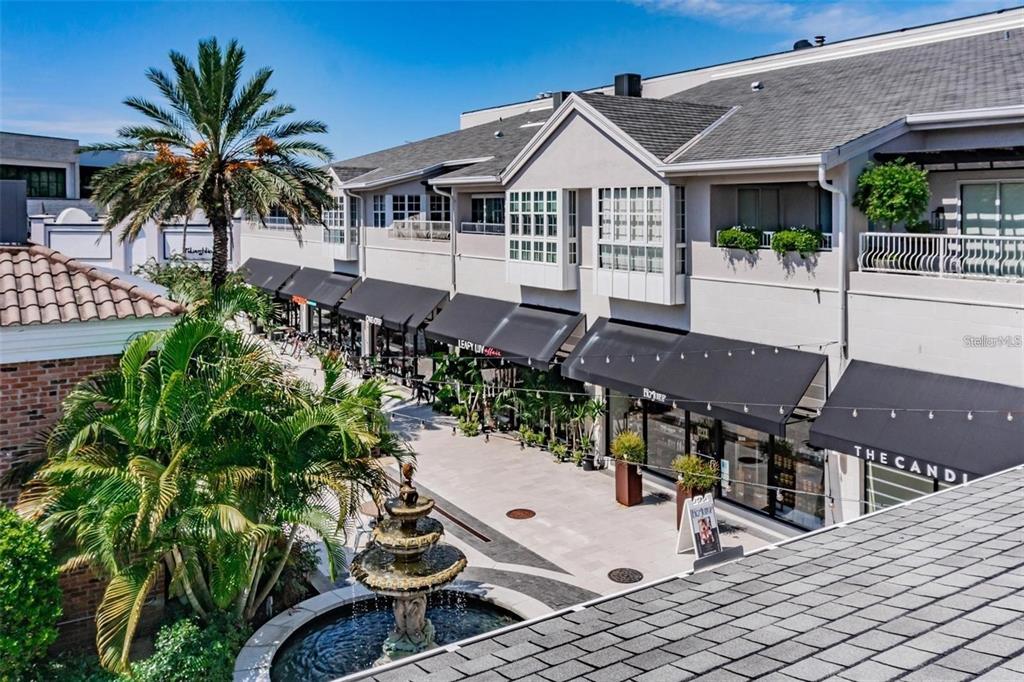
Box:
(349, 464, 468, 664)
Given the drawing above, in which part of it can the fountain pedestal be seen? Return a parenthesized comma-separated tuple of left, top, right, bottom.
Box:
(350, 465, 467, 665)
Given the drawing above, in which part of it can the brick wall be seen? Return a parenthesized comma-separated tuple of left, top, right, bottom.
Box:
(0, 355, 166, 653)
(1, 355, 118, 507)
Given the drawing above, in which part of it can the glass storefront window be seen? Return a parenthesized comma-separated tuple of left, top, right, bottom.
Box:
(864, 462, 937, 512)
(646, 403, 686, 474)
(721, 423, 770, 514)
(608, 390, 643, 444)
(773, 421, 825, 530)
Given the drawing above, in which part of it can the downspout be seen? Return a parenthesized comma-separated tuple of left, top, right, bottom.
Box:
(433, 185, 456, 294)
(818, 162, 847, 366)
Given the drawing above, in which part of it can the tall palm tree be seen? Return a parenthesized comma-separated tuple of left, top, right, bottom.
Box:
(17, 320, 406, 672)
(83, 38, 333, 289)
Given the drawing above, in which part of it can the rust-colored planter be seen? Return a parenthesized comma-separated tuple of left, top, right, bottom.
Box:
(616, 461, 643, 507)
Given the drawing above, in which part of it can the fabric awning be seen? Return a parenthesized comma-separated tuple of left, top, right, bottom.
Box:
(424, 294, 584, 368)
(239, 258, 299, 294)
(810, 361, 1024, 482)
(561, 318, 826, 436)
(337, 278, 448, 331)
(278, 268, 357, 308)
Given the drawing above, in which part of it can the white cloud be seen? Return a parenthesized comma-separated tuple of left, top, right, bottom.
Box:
(637, 0, 1015, 43)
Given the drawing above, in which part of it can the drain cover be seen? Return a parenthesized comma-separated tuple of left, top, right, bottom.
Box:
(506, 508, 536, 520)
(608, 568, 644, 584)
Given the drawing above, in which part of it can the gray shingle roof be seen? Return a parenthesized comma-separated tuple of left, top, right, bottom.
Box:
(331, 109, 551, 187)
(357, 466, 1024, 681)
(578, 92, 732, 161)
(669, 27, 1024, 162)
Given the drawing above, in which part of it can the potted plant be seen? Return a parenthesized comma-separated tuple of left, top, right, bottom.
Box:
(571, 449, 585, 467)
(458, 413, 481, 437)
(770, 226, 821, 257)
(671, 454, 720, 529)
(579, 436, 597, 470)
(611, 430, 645, 507)
(716, 226, 762, 252)
(551, 441, 568, 462)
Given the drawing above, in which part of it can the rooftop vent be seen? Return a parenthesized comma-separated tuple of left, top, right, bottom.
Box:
(614, 73, 642, 98)
(551, 91, 573, 108)
(814, 35, 826, 46)
(793, 39, 813, 50)
(494, 130, 504, 138)
(751, 81, 764, 92)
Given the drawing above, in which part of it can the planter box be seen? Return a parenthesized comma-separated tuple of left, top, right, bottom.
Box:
(615, 461, 643, 507)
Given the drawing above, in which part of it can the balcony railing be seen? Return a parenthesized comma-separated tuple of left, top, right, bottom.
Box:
(390, 220, 451, 241)
(460, 221, 505, 235)
(859, 232, 1024, 281)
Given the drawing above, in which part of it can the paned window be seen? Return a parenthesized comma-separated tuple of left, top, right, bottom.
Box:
(372, 195, 386, 227)
(507, 189, 558, 263)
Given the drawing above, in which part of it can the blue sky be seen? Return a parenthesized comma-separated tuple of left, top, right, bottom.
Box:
(0, 0, 1013, 160)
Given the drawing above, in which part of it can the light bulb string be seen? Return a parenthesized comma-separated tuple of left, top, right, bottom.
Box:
(384, 410, 893, 507)
(383, 376, 1020, 417)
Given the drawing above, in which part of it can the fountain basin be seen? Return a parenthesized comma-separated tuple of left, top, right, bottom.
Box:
(350, 543, 467, 597)
(269, 590, 521, 681)
(371, 516, 445, 556)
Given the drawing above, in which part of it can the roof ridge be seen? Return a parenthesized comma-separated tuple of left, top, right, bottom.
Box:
(27, 244, 185, 316)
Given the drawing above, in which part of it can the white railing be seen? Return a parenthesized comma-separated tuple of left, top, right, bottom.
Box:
(859, 232, 1024, 281)
(323, 227, 358, 245)
(390, 220, 451, 241)
(759, 231, 833, 250)
(460, 221, 505, 235)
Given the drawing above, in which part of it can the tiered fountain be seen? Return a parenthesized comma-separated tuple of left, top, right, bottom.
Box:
(349, 464, 468, 665)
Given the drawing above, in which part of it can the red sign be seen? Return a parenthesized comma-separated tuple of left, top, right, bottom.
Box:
(291, 295, 308, 306)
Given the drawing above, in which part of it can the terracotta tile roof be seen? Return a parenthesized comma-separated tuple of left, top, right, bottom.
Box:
(0, 244, 184, 327)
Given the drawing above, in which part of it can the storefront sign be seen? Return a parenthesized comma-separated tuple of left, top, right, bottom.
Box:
(161, 229, 223, 262)
(642, 387, 667, 403)
(366, 316, 383, 326)
(676, 493, 722, 558)
(291, 295, 308, 306)
(851, 445, 970, 484)
(457, 339, 503, 357)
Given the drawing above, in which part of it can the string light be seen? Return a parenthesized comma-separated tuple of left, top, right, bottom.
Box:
(967, 411, 974, 421)
(890, 409, 896, 419)
(655, 353, 661, 362)
(751, 348, 756, 356)
(743, 404, 749, 413)
(779, 405, 785, 415)
(852, 408, 858, 418)
(704, 351, 709, 359)
(680, 352, 685, 360)
(630, 355, 635, 363)
(605, 355, 610, 364)
(706, 402, 712, 411)
(928, 410, 934, 420)
(1009, 412, 1015, 422)
(727, 350, 733, 357)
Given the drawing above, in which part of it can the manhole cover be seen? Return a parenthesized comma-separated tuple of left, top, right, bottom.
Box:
(506, 508, 536, 520)
(608, 568, 644, 584)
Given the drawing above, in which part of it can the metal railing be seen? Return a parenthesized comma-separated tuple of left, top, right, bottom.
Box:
(858, 232, 1024, 281)
(759, 231, 834, 250)
(460, 221, 505, 235)
(390, 220, 451, 241)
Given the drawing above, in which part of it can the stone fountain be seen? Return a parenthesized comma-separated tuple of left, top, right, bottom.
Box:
(350, 464, 468, 664)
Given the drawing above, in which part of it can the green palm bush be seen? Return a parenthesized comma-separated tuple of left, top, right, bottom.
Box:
(610, 430, 646, 464)
(83, 38, 333, 289)
(17, 319, 406, 672)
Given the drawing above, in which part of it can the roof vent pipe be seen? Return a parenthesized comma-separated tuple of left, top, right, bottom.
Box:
(751, 81, 764, 92)
(614, 73, 642, 98)
(814, 35, 826, 46)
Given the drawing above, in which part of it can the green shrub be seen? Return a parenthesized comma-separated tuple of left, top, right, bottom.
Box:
(716, 227, 761, 252)
(458, 414, 481, 437)
(610, 430, 646, 464)
(853, 158, 930, 231)
(550, 442, 568, 462)
(905, 219, 933, 234)
(38, 653, 119, 682)
(130, 616, 250, 682)
(671, 454, 720, 494)
(0, 508, 62, 680)
(571, 450, 586, 466)
(770, 227, 821, 256)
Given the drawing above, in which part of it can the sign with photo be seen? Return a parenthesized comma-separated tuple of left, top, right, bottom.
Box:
(676, 493, 722, 558)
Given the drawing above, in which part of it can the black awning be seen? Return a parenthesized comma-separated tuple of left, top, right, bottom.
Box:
(278, 268, 357, 308)
(337, 278, 448, 331)
(810, 361, 1024, 482)
(424, 295, 584, 368)
(562, 318, 826, 436)
(239, 258, 299, 294)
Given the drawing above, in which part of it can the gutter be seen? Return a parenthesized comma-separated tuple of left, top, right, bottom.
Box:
(432, 185, 457, 294)
(817, 162, 848, 369)
(658, 154, 821, 176)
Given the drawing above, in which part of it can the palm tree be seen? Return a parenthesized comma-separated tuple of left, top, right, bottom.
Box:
(83, 38, 333, 289)
(17, 319, 406, 672)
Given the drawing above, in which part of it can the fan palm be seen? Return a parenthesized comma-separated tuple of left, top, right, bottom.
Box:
(83, 37, 333, 289)
(17, 319, 406, 672)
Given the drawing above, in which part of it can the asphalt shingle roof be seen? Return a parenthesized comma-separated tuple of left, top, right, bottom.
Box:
(331, 109, 552, 187)
(669, 26, 1024, 162)
(578, 92, 732, 161)
(0, 244, 183, 327)
(357, 466, 1024, 681)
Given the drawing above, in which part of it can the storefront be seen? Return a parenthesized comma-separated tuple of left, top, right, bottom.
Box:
(278, 267, 358, 345)
(337, 278, 449, 381)
(238, 257, 300, 330)
(565, 318, 830, 530)
(810, 360, 1024, 512)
